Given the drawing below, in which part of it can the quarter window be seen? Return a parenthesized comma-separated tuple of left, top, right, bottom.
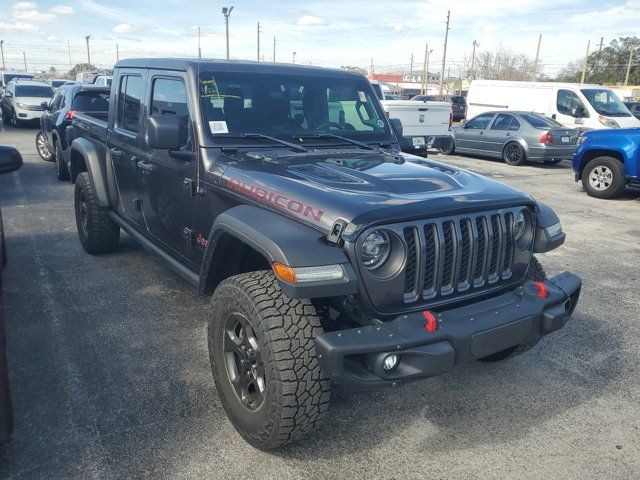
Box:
(117, 75, 143, 133)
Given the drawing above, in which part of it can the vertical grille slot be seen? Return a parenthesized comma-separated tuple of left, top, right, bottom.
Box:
(423, 224, 437, 296)
(474, 216, 488, 285)
(488, 214, 501, 282)
(458, 219, 472, 290)
(441, 222, 455, 294)
(502, 213, 514, 277)
(403, 227, 418, 296)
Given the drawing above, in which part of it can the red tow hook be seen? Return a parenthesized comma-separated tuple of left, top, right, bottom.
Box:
(422, 311, 438, 332)
(533, 281, 548, 299)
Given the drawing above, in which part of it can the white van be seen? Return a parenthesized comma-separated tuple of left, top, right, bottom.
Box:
(467, 80, 640, 130)
(75, 71, 99, 84)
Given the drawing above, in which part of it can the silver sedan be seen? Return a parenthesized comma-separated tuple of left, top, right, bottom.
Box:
(440, 111, 579, 166)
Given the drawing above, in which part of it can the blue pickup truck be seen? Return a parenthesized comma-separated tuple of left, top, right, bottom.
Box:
(573, 128, 640, 198)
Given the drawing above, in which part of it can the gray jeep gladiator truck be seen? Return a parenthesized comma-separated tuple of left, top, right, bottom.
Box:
(68, 58, 581, 450)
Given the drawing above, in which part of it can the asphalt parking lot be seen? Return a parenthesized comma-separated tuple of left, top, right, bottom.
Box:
(0, 122, 638, 479)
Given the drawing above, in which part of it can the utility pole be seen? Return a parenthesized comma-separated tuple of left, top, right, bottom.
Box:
(198, 27, 201, 59)
(273, 36, 276, 62)
(370, 57, 374, 76)
(625, 48, 633, 86)
(421, 43, 428, 94)
(22, 52, 27, 71)
(257, 22, 260, 62)
(116, 43, 120, 62)
(531, 34, 542, 81)
(85, 35, 91, 66)
(580, 39, 590, 83)
(409, 52, 414, 81)
(598, 37, 603, 53)
(469, 40, 479, 80)
(292, 52, 296, 64)
(67, 40, 72, 71)
(439, 10, 450, 95)
(0, 41, 5, 71)
(222, 6, 233, 60)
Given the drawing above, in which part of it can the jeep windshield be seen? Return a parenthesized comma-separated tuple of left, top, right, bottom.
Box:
(581, 89, 631, 117)
(199, 71, 393, 147)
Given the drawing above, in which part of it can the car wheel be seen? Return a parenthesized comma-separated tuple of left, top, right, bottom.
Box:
(479, 256, 546, 362)
(502, 142, 526, 166)
(582, 156, 626, 199)
(10, 109, 22, 129)
(439, 137, 455, 155)
(54, 141, 70, 181)
(36, 131, 54, 161)
(1, 108, 10, 124)
(208, 270, 331, 450)
(74, 172, 120, 254)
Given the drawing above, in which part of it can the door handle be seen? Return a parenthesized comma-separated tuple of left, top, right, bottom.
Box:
(136, 159, 155, 174)
(479, 131, 484, 135)
(109, 148, 123, 159)
(506, 132, 512, 136)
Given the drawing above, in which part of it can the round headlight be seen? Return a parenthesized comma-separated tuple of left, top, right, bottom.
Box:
(361, 230, 391, 269)
(513, 209, 532, 247)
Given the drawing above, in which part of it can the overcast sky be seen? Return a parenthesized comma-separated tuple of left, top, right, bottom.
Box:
(0, 0, 638, 76)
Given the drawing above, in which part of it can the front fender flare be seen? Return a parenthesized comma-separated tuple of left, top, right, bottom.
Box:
(533, 202, 565, 253)
(199, 205, 358, 298)
(70, 138, 118, 207)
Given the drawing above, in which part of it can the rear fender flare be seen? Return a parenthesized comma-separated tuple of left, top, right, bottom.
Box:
(70, 138, 118, 207)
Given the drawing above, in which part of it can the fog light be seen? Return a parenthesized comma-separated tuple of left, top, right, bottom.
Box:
(383, 354, 400, 372)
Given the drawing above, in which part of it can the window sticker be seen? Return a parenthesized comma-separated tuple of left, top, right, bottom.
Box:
(377, 119, 385, 128)
(209, 120, 229, 134)
(358, 91, 367, 102)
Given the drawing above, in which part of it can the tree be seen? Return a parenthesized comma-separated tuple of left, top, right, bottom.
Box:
(556, 36, 639, 84)
(68, 63, 96, 79)
(458, 46, 544, 81)
(340, 65, 368, 75)
(48, 66, 58, 78)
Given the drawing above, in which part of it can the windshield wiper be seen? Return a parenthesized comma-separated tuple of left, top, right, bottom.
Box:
(217, 133, 308, 152)
(294, 134, 377, 151)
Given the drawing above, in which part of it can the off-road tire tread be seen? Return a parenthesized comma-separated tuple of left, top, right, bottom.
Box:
(209, 270, 331, 449)
(75, 172, 119, 254)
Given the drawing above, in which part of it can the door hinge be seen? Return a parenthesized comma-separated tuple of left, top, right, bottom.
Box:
(182, 178, 205, 198)
(327, 219, 347, 245)
(132, 198, 142, 211)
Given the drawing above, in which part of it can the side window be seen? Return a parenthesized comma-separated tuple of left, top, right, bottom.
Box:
(117, 75, 143, 133)
(491, 114, 521, 131)
(508, 117, 521, 131)
(557, 90, 586, 116)
(466, 113, 494, 129)
(59, 91, 67, 109)
(49, 92, 63, 110)
(151, 77, 190, 147)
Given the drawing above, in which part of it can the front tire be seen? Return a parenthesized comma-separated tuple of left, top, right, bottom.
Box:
(582, 156, 626, 199)
(1, 108, 10, 124)
(479, 256, 546, 362)
(74, 172, 120, 254)
(10, 109, 22, 129)
(36, 131, 53, 161)
(208, 271, 331, 450)
(503, 142, 526, 166)
(439, 137, 455, 155)
(54, 141, 70, 181)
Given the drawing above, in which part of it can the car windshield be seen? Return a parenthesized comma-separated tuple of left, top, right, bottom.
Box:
(521, 113, 563, 128)
(15, 85, 54, 97)
(199, 71, 392, 144)
(581, 89, 631, 117)
(451, 96, 465, 104)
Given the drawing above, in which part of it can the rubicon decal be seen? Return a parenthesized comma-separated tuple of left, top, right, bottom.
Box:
(227, 178, 324, 222)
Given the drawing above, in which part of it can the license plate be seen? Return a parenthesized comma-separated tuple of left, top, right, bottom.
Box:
(561, 136, 570, 143)
(412, 137, 426, 147)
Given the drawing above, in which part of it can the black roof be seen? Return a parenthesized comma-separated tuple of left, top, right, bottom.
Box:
(114, 58, 364, 79)
(59, 84, 111, 95)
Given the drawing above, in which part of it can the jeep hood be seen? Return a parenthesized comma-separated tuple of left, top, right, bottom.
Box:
(220, 149, 533, 234)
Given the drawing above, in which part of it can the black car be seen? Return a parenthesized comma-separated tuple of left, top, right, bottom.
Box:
(36, 85, 110, 180)
(624, 101, 640, 119)
(413, 94, 467, 121)
(0, 146, 23, 444)
(68, 58, 581, 450)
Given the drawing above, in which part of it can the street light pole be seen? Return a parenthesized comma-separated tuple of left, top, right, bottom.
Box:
(439, 10, 450, 95)
(222, 6, 234, 60)
(0, 41, 5, 71)
(85, 35, 91, 66)
(470, 40, 479, 80)
(292, 51, 296, 64)
(22, 52, 27, 71)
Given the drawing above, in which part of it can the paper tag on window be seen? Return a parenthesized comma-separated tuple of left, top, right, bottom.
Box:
(358, 91, 367, 102)
(209, 121, 229, 134)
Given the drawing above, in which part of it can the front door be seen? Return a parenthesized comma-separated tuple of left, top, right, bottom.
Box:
(457, 112, 494, 151)
(138, 73, 196, 261)
(107, 71, 146, 225)
(555, 89, 588, 128)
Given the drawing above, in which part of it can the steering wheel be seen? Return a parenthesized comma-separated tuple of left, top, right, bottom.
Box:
(315, 122, 343, 131)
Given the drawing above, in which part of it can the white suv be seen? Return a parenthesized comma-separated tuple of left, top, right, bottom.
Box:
(1, 79, 55, 127)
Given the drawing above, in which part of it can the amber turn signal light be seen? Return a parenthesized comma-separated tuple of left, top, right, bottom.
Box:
(273, 262, 296, 283)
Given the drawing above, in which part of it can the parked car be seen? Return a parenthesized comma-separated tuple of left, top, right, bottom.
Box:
(48, 79, 69, 90)
(624, 101, 640, 120)
(0, 146, 24, 444)
(441, 111, 579, 166)
(0, 72, 34, 93)
(370, 80, 452, 154)
(572, 128, 639, 198)
(93, 75, 112, 87)
(413, 94, 467, 122)
(36, 85, 110, 180)
(467, 80, 640, 130)
(68, 58, 581, 450)
(1, 79, 55, 128)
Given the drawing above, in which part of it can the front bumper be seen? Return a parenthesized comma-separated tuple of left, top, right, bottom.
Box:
(315, 272, 581, 389)
(15, 108, 44, 121)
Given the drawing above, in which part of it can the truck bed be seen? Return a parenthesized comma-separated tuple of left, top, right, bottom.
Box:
(72, 112, 108, 143)
(381, 100, 451, 139)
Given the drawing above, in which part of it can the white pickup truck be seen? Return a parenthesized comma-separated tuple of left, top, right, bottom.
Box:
(370, 80, 452, 154)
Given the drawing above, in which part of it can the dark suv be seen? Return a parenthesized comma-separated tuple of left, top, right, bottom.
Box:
(68, 59, 581, 450)
(413, 94, 467, 121)
(36, 85, 110, 180)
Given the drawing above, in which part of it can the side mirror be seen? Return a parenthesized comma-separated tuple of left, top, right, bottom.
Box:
(41, 101, 49, 109)
(389, 117, 403, 140)
(460, 120, 467, 128)
(0, 146, 23, 175)
(146, 115, 183, 150)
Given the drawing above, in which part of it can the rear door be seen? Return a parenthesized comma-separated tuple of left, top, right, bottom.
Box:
(138, 72, 197, 261)
(484, 113, 521, 155)
(107, 70, 147, 226)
